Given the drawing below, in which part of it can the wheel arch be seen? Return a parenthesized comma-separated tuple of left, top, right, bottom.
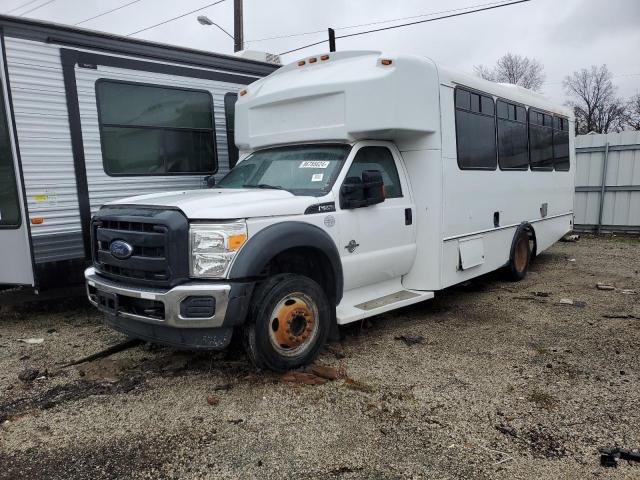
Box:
(229, 221, 344, 304)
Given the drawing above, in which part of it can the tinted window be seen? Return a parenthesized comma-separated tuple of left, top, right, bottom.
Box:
(553, 115, 570, 171)
(455, 89, 470, 109)
(0, 81, 20, 227)
(455, 88, 497, 170)
(529, 108, 553, 170)
(224, 92, 239, 169)
(96, 80, 216, 175)
(497, 100, 528, 170)
(345, 146, 402, 198)
(481, 96, 494, 115)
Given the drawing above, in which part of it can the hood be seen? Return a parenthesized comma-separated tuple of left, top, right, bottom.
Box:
(108, 188, 321, 219)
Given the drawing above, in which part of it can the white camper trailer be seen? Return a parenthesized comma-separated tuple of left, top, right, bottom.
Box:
(0, 15, 278, 291)
(85, 51, 575, 371)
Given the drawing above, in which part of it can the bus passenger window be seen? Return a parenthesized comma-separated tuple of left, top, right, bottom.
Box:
(455, 88, 497, 170)
(497, 99, 528, 170)
(529, 108, 554, 171)
(553, 116, 570, 171)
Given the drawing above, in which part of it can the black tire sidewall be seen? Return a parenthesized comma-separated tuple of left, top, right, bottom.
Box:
(509, 230, 531, 281)
(246, 273, 331, 372)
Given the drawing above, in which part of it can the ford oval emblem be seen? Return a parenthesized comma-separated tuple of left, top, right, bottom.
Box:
(110, 240, 133, 260)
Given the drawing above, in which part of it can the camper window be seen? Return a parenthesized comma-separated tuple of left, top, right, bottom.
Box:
(529, 108, 554, 171)
(497, 99, 528, 170)
(96, 80, 216, 176)
(0, 82, 20, 228)
(224, 92, 239, 169)
(454, 88, 497, 170)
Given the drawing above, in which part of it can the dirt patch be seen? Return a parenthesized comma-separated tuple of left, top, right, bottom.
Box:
(0, 376, 145, 423)
(0, 234, 639, 479)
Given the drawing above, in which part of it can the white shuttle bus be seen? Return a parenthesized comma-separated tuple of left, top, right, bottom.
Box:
(85, 51, 575, 371)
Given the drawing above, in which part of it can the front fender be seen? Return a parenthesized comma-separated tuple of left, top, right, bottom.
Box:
(229, 221, 344, 303)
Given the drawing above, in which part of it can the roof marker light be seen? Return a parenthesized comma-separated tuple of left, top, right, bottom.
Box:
(297, 60, 306, 66)
(320, 55, 329, 61)
(308, 57, 317, 64)
(381, 59, 393, 66)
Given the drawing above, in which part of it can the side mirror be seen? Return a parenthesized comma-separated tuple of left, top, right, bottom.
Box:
(205, 175, 216, 188)
(340, 169, 385, 209)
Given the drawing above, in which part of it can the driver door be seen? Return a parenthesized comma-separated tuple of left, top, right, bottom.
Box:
(335, 143, 416, 291)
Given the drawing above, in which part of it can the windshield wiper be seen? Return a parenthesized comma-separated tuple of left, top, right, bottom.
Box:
(243, 183, 286, 191)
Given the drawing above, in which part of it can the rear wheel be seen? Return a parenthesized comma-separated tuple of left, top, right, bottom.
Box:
(508, 230, 531, 281)
(243, 273, 331, 372)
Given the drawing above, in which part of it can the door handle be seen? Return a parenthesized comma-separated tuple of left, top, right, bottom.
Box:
(405, 208, 412, 225)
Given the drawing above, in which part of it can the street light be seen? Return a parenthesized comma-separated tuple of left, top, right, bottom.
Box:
(197, 15, 234, 41)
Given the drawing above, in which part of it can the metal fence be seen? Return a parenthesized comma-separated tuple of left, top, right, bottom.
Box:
(574, 131, 640, 233)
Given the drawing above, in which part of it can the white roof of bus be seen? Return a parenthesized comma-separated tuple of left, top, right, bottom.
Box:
(436, 63, 573, 118)
(235, 51, 572, 150)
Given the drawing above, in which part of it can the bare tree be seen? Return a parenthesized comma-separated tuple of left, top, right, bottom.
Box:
(474, 53, 545, 91)
(563, 65, 626, 134)
(623, 93, 640, 131)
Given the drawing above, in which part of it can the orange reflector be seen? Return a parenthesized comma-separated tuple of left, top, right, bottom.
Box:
(239, 89, 247, 96)
(228, 234, 247, 250)
(308, 57, 317, 64)
(320, 55, 329, 61)
(31, 217, 44, 225)
(381, 59, 393, 66)
(297, 60, 306, 66)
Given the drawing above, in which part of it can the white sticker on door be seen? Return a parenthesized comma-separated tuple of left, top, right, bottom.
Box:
(300, 161, 330, 169)
(311, 173, 324, 182)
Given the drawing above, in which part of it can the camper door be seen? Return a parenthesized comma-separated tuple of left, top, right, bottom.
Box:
(0, 56, 34, 286)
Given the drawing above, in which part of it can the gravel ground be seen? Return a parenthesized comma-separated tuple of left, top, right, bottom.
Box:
(0, 234, 639, 479)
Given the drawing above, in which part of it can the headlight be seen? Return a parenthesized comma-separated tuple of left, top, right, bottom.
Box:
(190, 222, 248, 278)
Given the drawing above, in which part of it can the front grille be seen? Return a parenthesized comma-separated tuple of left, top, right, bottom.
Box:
(92, 207, 190, 288)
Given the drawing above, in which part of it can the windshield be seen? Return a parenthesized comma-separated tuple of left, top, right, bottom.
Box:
(216, 144, 351, 196)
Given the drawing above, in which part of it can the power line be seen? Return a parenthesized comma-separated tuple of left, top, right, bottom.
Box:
(247, 0, 517, 44)
(75, 0, 144, 26)
(6, 0, 40, 14)
(279, 0, 532, 56)
(19, 0, 55, 16)
(126, 0, 226, 37)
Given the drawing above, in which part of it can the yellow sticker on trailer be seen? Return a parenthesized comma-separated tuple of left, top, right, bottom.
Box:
(34, 195, 48, 201)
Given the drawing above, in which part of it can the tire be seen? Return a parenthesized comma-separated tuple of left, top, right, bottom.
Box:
(243, 273, 331, 372)
(508, 229, 531, 281)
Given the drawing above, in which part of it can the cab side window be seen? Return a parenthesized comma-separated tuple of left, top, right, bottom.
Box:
(345, 147, 402, 198)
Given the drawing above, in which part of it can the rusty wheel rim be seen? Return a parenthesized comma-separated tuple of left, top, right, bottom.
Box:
(514, 235, 529, 273)
(268, 292, 319, 357)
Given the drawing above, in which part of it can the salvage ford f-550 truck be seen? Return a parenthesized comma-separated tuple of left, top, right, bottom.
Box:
(85, 51, 575, 371)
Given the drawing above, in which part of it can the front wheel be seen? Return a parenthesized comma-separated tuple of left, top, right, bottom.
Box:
(243, 273, 331, 372)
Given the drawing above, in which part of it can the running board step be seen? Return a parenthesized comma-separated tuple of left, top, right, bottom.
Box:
(354, 290, 420, 311)
(336, 279, 434, 325)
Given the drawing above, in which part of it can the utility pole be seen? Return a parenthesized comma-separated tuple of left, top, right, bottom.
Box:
(234, 0, 243, 52)
(328, 28, 336, 52)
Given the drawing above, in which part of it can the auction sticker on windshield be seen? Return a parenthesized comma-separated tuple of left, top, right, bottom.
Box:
(300, 161, 330, 168)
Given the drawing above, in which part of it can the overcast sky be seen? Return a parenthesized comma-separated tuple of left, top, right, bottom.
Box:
(3, 0, 639, 103)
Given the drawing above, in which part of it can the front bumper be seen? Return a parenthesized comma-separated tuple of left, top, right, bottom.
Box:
(85, 267, 254, 349)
